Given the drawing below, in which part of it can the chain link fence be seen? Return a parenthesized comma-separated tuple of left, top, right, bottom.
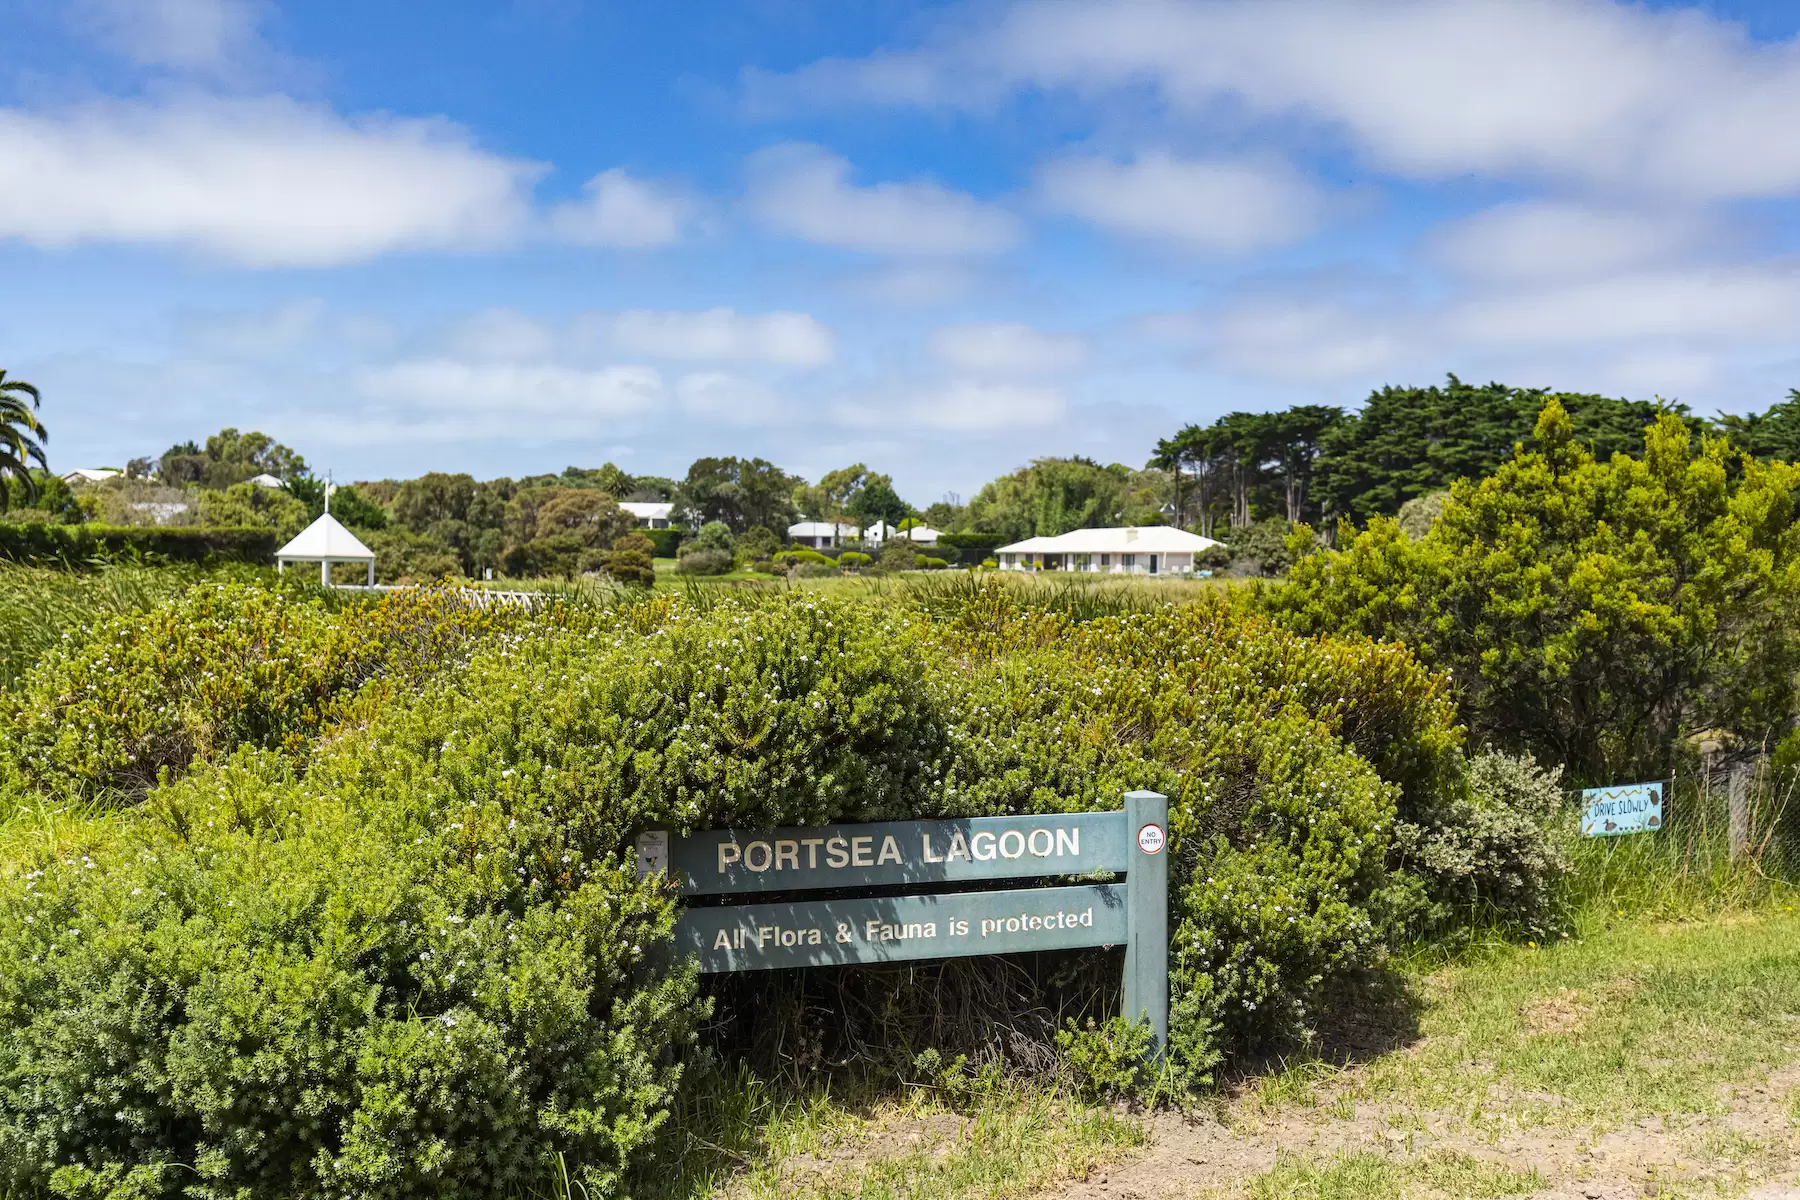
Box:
(1639, 750, 1800, 882)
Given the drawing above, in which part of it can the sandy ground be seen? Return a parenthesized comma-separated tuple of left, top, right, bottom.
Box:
(1033, 1059, 1800, 1200)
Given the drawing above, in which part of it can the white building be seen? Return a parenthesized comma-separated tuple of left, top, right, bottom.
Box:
(620, 501, 674, 529)
(276, 512, 376, 585)
(61, 468, 121, 484)
(861, 521, 901, 546)
(788, 519, 859, 549)
(896, 524, 942, 546)
(995, 526, 1222, 576)
(245, 473, 286, 489)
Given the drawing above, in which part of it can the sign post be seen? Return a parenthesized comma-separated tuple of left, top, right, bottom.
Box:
(637, 793, 1170, 1058)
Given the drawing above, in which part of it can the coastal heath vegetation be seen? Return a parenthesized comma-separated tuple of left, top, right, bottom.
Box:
(0, 574, 1554, 1198)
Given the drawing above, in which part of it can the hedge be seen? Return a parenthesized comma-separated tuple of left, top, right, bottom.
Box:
(0, 523, 276, 566)
(936, 531, 1007, 564)
(641, 527, 683, 558)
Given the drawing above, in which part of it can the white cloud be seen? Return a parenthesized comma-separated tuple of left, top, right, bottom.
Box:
(72, 0, 266, 71)
(762, 0, 1800, 201)
(184, 297, 326, 357)
(354, 360, 664, 426)
(1215, 299, 1407, 382)
(849, 262, 984, 306)
(607, 308, 835, 367)
(747, 142, 1022, 256)
(676, 373, 787, 425)
(443, 309, 559, 361)
(838, 379, 1066, 431)
(1446, 265, 1800, 346)
(1038, 153, 1325, 252)
(0, 96, 541, 266)
(927, 323, 1088, 375)
(1429, 201, 1718, 282)
(548, 168, 695, 248)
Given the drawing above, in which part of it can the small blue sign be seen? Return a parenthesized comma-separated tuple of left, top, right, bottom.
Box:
(1580, 782, 1664, 837)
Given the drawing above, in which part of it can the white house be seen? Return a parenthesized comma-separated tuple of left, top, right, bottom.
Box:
(861, 521, 901, 546)
(61, 468, 120, 484)
(788, 519, 859, 549)
(620, 501, 674, 529)
(245, 473, 285, 489)
(896, 524, 942, 546)
(276, 512, 375, 585)
(995, 526, 1222, 576)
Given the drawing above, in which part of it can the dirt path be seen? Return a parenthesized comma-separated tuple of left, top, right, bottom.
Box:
(1039, 1061, 1800, 1200)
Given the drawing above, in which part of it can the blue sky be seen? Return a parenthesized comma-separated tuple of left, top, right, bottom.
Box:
(4, 0, 1800, 504)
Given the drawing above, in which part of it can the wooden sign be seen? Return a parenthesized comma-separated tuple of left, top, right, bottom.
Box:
(637, 792, 1170, 1058)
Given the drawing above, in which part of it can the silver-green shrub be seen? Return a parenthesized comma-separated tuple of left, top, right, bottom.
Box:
(1394, 750, 1569, 937)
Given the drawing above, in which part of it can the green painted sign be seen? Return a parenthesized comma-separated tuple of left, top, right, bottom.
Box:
(636, 791, 1170, 1057)
(636, 811, 1128, 894)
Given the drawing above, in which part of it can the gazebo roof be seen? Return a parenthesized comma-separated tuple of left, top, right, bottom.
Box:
(276, 513, 374, 561)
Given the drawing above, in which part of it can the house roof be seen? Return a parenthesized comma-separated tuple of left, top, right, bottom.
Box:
(997, 526, 1222, 555)
(276, 513, 375, 561)
(619, 501, 673, 519)
(61, 468, 120, 483)
(788, 520, 858, 536)
(245, 473, 285, 488)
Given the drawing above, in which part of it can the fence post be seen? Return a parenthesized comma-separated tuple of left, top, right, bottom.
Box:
(1729, 760, 1752, 863)
(1122, 790, 1169, 1062)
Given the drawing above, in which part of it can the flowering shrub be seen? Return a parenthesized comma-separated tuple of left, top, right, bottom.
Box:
(0, 581, 1494, 1194)
(0, 583, 541, 809)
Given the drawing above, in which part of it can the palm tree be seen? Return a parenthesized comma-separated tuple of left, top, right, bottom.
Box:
(0, 370, 48, 513)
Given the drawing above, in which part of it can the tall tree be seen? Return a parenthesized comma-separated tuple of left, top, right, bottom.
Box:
(1266, 405, 1345, 522)
(966, 457, 1137, 541)
(792, 464, 870, 520)
(157, 428, 308, 489)
(0, 370, 47, 513)
(1717, 389, 1800, 462)
(844, 477, 910, 528)
(674, 457, 800, 532)
(1311, 376, 1678, 523)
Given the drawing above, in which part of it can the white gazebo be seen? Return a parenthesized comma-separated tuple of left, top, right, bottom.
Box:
(276, 512, 375, 584)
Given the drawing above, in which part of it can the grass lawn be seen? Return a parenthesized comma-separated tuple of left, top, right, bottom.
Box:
(670, 897, 1800, 1200)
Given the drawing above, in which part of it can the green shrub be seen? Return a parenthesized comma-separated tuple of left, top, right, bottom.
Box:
(674, 548, 732, 576)
(0, 595, 962, 1197)
(1394, 751, 1569, 938)
(1221, 518, 1302, 576)
(0, 524, 276, 567)
(365, 527, 462, 583)
(0, 583, 537, 809)
(876, 540, 922, 574)
(603, 532, 657, 587)
(1055, 1017, 1155, 1101)
(0, 749, 698, 1200)
(0, 583, 1490, 1190)
(772, 548, 835, 570)
(641, 526, 682, 559)
(839, 551, 872, 571)
(0, 584, 360, 807)
(919, 556, 949, 570)
(1273, 400, 1800, 783)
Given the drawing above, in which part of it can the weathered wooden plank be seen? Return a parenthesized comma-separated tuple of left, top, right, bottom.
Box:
(676, 883, 1129, 972)
(638, 811, 1129, 896)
